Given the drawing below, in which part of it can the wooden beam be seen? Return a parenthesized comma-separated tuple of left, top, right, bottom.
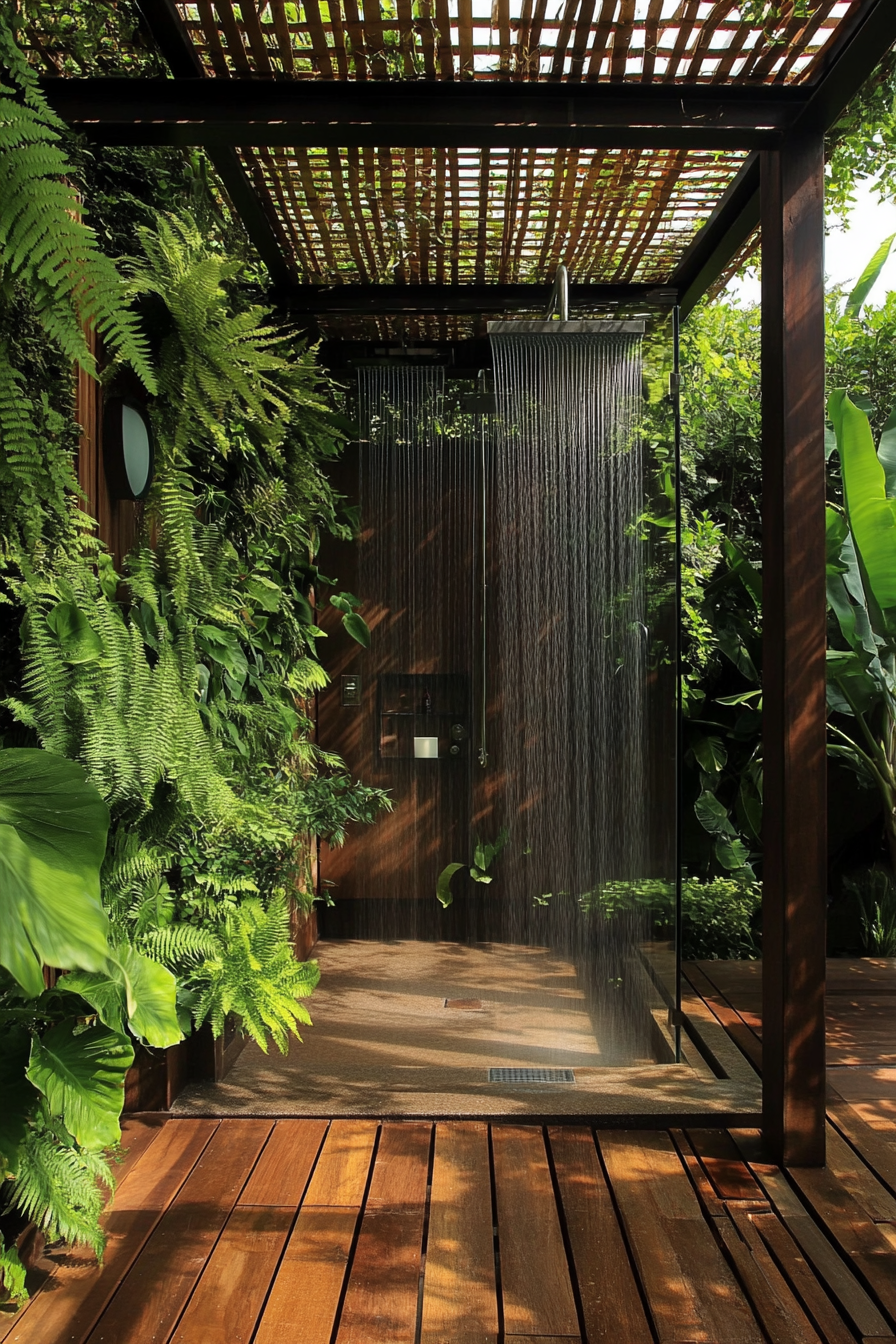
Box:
(132, 0, 295, 288)
(42, 77, 800, 150)
(760, 133, 827, 1168)
(673, 156, 760, 319)
(277, 281, 675, 314)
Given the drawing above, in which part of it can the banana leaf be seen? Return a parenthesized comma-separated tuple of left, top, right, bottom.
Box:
(829, 391, 896, 623)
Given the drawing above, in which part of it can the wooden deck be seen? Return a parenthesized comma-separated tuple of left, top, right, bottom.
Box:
(3, 958, 895, 1344)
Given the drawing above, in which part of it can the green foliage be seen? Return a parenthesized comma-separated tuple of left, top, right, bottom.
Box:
(26, 1020, 133, 1150)
(188, 898, 320, 1054)
(436, 827, 509, 906)
(0, 750, 110, 994)
(842, 869, 896, 956)
(8, 1111, 113, 1256)
(581, 877, 762, 962)
(0, 19, 154, 387)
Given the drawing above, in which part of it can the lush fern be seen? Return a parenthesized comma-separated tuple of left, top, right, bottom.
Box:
(190, 897, 320, 1053)
(9, 1113, 114, 1257)
(0, 20, 155, 389)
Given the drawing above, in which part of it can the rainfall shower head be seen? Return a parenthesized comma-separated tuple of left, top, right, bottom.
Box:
(489, 266, 646, 335)
(487, 319, 646, 335)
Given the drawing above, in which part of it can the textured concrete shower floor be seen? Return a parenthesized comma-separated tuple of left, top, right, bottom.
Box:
(172, 939, 690, 1119)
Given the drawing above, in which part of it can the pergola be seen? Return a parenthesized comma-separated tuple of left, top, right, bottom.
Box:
(32, 0, 896, 1165)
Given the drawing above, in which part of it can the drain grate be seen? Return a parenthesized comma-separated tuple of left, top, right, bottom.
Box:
(488, 1067, 576, 1085)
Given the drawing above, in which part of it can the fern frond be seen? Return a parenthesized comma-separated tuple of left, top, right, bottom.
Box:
(0, 27, 156, 391)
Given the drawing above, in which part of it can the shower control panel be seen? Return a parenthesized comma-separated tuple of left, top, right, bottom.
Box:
(341, 673, 362, 706)
(378, 673, 470, 761)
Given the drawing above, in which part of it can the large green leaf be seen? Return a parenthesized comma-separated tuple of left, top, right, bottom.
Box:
(694, 790, 736, 838)
(0, 750, 109, 886)
(0, 827, 110, 997)
(845, 234, 896, 319)
(879, 408, 896, 499)
(829, 390, 896, 620)
(26, 1020, 133, 1150)
(0, 751, 110, 996)
(342, 612, 371, 648)
(46, 602, 103, 665)
(64, 949, 181, 1048)
(0, 1027, 39, 1169)
(436, 862, 465, 908)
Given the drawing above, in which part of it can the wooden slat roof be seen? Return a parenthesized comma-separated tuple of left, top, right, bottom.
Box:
(21, 3, 880, 333)
(179, 1, 856, 86)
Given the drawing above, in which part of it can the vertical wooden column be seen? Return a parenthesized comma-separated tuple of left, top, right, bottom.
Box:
(761, 133, 827, 1167)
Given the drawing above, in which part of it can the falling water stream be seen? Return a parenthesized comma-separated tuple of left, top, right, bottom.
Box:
(354, 335, 663, 1064)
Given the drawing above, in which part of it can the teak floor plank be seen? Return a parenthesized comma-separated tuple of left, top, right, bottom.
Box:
(600, 1130, 763, 1344)
(549, 1126, 652, 1344)
(170, 1205, 293, 1344)
(83, 1119, 272, 1344)
(239, 1119, 328, 1207)
(685, 1128, 765, 1201)
(719, 1207, 824, 1344)
(824, 1124, 896, 1222)
(420, 1122, 498, 1344)
(366, 1121, 432, 1210)
(254, 1206, 359, 1344)
(491, 1125, 580, 1339)
(750, 1211, 859, 1344)
(4, 1119, 218, 1344)
(335, 1209, 427, 1344)
(828, 1100, 896, 1198)
(303, 1120, 378, 1206)
(751, 1164, 894, 1339)
(787, 1164, 896, 1321)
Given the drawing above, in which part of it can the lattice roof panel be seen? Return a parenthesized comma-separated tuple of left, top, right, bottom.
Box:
(243, 142, 747, 285)
(177, 1, 857, 86)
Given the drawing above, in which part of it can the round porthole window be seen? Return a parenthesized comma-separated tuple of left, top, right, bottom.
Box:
(102, 396, 155, 500)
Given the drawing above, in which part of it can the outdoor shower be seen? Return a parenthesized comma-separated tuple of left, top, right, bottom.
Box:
(324, 271, 678, 1062)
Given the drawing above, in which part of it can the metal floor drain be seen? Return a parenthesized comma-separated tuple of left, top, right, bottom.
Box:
(488, 1067, 576, 1085)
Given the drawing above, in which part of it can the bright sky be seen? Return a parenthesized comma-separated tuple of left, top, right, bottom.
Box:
(725, 177, 896, 307)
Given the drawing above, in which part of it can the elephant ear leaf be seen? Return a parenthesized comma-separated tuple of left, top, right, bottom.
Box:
(342, 612, 371, 648)
(0, 751, 111, 997)
(829, 390, 896, 621)
(26, 1021, 133, 1149)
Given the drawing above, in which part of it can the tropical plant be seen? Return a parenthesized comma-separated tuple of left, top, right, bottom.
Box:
(825, 389, 896, 871)
(0, 749, 180, 1302)
(579, 876, 762, 962)
(841, 869, 896, 956)
(436, 827, 509, 908)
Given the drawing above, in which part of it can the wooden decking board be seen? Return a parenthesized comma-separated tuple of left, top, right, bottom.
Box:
(685, 1127, 766, 1201)
(419, 1121, 499, 1344)
(749, 1163, 895, 1339)
(749, 1211, 859, 1344)
(365, 1121, 432, 1210)
(786, 1164, 896, 1322)
(302, 1119, 378, 1206)
(718, 1207, 824, 1344)
(238, 1118, 328, 1206)
(335, 1209, 427, 1343)
(600, 1130, 764, 1343)
(548, 1126, 653, 1343)
(169, 1205, 293, 1344)
(82, 1119, 272, 1344)
(491, 1125, 581, 1339)
(254, 1206, 360, 1344)
(823, 1124, 896, 1223)
(4, 1120, 219, 1344)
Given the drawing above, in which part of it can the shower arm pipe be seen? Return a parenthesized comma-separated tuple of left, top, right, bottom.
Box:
(544, 264, 569, 322)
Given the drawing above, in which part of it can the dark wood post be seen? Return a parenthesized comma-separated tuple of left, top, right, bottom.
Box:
(761, 132, 827, 1167)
